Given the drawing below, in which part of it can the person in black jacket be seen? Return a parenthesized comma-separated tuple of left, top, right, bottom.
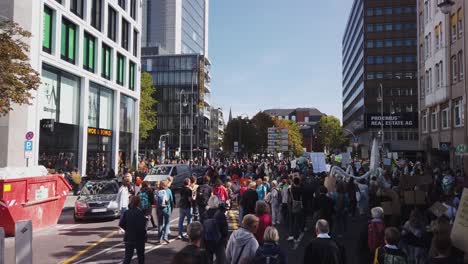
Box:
(140, 181, 156, 228)
(313, 186, 334, 229)
(172, 221, 212, 264)
(241, 182, 259, 216)
(303, 219, 345, 264)
(178, 178, 193, 239)
(119, 195, 147, 264)
(202, 195, 228, 264)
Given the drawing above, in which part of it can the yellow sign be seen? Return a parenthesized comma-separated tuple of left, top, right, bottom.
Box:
(88, 127, 112, 137)
(4, 184, 11, 192)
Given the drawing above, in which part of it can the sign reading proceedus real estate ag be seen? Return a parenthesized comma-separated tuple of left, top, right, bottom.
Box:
(365, 113, 418, 129)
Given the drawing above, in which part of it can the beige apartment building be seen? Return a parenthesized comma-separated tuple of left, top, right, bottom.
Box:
(418, 0, 467, 172)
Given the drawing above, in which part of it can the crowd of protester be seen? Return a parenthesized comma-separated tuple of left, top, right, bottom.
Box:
(115, 156, 466, 264)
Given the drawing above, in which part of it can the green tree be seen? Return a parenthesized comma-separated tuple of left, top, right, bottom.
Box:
(223, 118, 257, 154)
(316, 116, 348, 152)
(274, 119, 304, 156)
(139, 72, 157, 140)
(251, 111, 275, 152)
(0, 20, 41, 115)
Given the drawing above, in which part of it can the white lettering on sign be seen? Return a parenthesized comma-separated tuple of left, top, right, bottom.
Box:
(35, 186, 49, 201)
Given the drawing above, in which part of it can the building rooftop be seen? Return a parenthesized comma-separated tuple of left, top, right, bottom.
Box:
(263, 108, 325, 117)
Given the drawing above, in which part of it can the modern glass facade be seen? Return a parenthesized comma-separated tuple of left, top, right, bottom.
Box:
(181, 0, 205, 54)
(342, 0, 419, 156)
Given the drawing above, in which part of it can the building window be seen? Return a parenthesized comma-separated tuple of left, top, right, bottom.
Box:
(108, 6, 117, 41)
(376, 40, 383, 48)
(385, 24, 393, 31)
(420, 77, 425, 98)
(376, 56, 383, 64)
(385, 39, 392, 47)
(102, 44, 111, 80)
(435, 63, 440, 88)
(395, 56, 403, 64)
(367, 72, 375, 80)
(129, 61, 135, 90)
(91, 0, 102, 31)
(439, 61, 444, 87)
(117, 53, 125, 85)
(431, 111, 438, 131)
(452, 55, 458, 83)
(384, 7, 392, 15)
(367, 56, 374, 64)
(367, 24, 373, 32)
(376, 72, 384, 79)
(133, 29, 138, 56)
(458, 9, 463, 38)
(395, 23, 403, 31)
(121, 19, 129, 50)
(83, 32, 96, 72)
(451, 13, 457, 42)
(441, 108, 449, 129)
(384, 56, 392, 64)
(130, 0, 136, 20)
(429, 68, 433, 92)
(43, 6, 53, 53)
(375, 8, 382, 16)
(435, 25, 440, 50)
(454, 99, 463, 127)
(367, 40, 373, 48)
(367, 8, 374, 16)
(70, 0, 84, 18)
(61, 18, 76, 64)
(375, 24, 383, 32)
(118, 0, 126, 10)
(459, 51, 464, 80)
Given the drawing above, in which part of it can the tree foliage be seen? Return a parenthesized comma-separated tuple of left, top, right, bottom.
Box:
(251, 112, 275, 152)
(139, 72, 157, 140)
(274, 119, 304, 156)
(316, 116, 349, 152)
(222, 118, 257, 154)
(0, 20, 41, 116)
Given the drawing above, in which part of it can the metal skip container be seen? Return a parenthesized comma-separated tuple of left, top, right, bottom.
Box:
(0, 166, 71, 236)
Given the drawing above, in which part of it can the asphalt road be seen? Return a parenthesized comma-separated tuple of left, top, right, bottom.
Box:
(4, 205, 362, 264)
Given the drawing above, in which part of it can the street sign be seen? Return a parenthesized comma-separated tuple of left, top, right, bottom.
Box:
(24, 141, 33, 151)
(25, 131, 34, 140)
(352, 136, 359, 143)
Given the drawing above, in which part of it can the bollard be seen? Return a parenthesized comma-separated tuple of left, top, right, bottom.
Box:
(15, 220, 32, 264)
(0, 227, 4, 264)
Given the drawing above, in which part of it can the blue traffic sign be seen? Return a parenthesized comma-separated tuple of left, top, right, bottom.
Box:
(24, 141, 33, 151)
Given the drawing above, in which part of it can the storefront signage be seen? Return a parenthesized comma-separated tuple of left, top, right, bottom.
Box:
(439, 142, 451, 152)
(87, 127, 112, 137)
(366, 113, 418, 129)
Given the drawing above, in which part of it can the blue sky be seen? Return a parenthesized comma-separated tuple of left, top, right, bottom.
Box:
(209, 0, 353, 122)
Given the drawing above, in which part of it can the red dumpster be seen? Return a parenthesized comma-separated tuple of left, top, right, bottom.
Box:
(0, 174, 71, 236)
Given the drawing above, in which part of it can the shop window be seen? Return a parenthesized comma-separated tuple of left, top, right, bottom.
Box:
(108, 6, 117, 41)
(83, 32, 96, 72)
(117, 53, 125, 86)
(91, 0, 102, 31)
(39, 65, 81, 172)
(61, 18, 76, 64)
(102, 44, 111, 80)
(43, 6, 53, 54)
(129, 61, 135, 90)
(70, 0, 84, 18)
(121, 18, 129, 50)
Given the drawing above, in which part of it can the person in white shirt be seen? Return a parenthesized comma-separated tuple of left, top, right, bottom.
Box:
(117, 173, 132, 214)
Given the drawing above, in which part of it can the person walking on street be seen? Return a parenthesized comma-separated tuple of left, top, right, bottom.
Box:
(241, 182, 259, 216)
(119, 195, 147, 264)
(139, 181, 156, 229)
(190, 175, 200, 221)
(256, 178, 267, 201)
(255, 200, 272, 245)
(373, 227, 408, 264)
(178, 178, 193, 239)
(313, 186, 334, 228)
(303, 219, 346, 264)
(333, 182, 349, 237)
(117, 174, 131, 214)
(255, 226, 288, 264)
(202, 195, 228, 264)
(197, 176, 212, 221)
(288, 176, 303, 242)
(226, 214, 260, 264)
(171, 222, 212, 264)
(279, 177, 290, 226)
(212, 179, 229, 207)
(156, 180, 174, 244)
(267, 180, 281, 225)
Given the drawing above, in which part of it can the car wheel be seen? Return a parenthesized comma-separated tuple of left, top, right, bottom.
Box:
(73, 215, 82, 222)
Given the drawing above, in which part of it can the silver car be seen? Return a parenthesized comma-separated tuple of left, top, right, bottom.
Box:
(144, 164, 191, 189)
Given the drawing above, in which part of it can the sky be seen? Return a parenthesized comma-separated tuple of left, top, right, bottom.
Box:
(209, 0, 353, 122)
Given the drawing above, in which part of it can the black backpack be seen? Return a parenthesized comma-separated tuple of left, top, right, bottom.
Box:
(197, 185, 211, 207)
(256, 253, 280, 264)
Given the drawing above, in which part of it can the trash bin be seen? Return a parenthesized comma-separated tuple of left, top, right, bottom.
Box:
(0, 169, 71, 236)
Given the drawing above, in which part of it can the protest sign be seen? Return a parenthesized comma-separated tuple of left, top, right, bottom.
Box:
(310, 152, 327, 173)
(451, 188, 468, 253)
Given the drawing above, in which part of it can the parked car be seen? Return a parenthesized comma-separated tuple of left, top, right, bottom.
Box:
(191, 166, 208, 184)
(144, 164, 191, 189)
(74, 180, 120, 221)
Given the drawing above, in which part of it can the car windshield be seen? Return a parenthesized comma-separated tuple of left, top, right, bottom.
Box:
(80, 181, 119, 195)
(149, 166, 172, 175)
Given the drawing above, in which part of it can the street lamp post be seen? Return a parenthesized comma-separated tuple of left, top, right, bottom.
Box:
(179, 90, 187, 159)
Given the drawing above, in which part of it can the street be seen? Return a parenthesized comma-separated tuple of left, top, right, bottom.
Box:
(4, 199, 362, 264)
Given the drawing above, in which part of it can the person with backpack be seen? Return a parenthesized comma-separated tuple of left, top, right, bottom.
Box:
(373, 227, 408, 264)
(368, 207, 386, 261)
(156, 180, 174, 244)
(139, 181, 156, 229)
(333, 182, 349, 237)
(287, 177, 303, 242)
(255, 226, 288, 264)
(226, 214, 259, 264)
(202, 195, 228, 264)
(178, 178, 194, 239)
(241, 182, 259, 216)
(197, 176, 212, 221)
